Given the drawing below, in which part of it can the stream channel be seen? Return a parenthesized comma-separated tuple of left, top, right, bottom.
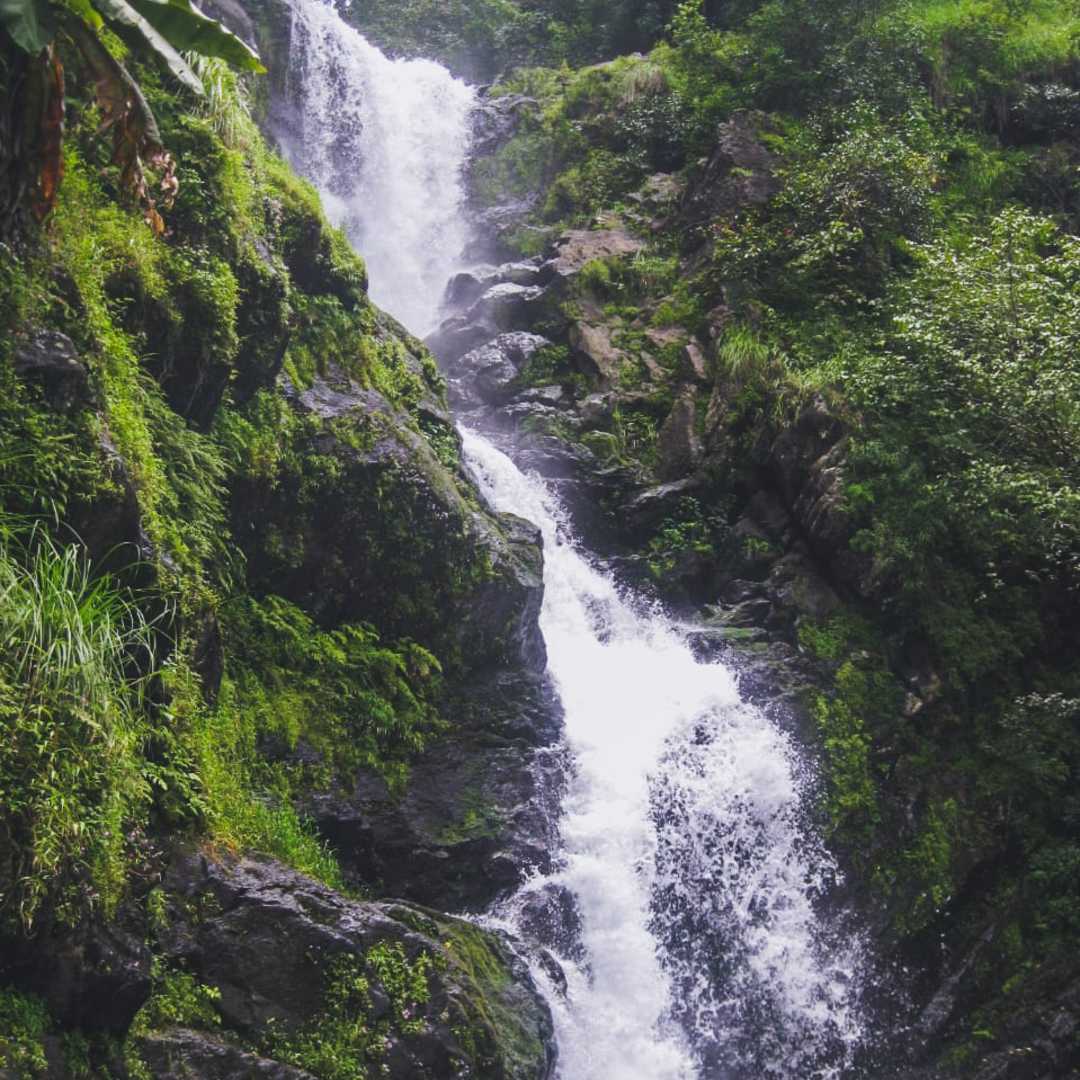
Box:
(269, 2, 870, 1075)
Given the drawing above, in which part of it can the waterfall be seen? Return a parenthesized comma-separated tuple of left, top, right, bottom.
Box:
(268, 2, 869, 1075)
(462, 430, 866, 1080)
(271, 0, 475, 333)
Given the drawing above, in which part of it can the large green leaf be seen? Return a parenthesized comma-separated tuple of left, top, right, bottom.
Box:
(0, 0, 54, 53)
(126, 0, 264, 71)
(91, 0, 204, 92)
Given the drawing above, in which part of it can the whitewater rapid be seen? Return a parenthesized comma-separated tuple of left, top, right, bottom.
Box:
(269, 2, 868, 1075)
(463, 431, 865, 1079)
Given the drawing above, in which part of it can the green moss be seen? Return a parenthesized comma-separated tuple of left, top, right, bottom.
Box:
(124, 965, 223, 1080)
(438, 921, 544, 1076)
(160, 657, 346, 890)
(265, 945, 434, 1079)
(436, 789, 504, 844)
(0, 988, 50, 1078)
(892, 798, 959, 934)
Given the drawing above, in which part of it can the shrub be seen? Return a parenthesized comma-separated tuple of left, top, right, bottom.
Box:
(0, 528, 159, 927)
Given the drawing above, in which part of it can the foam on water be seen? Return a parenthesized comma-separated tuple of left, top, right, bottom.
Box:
(462, 429, 866, 1080)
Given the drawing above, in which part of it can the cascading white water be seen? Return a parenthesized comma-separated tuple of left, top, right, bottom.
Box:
(462, 429, 866, 1080)
(272, 0, 474, 333)
(268, 3, 868, 1073)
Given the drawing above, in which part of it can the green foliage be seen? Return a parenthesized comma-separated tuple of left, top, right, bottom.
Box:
(134, 965, 222, 1033)
(222, 594, 443, 790)
(265, 946, 433, 1080)
(513, 343, 573, 389)
(340, 0, 681, 79)
(0, 527, 160, 927)
(581, 405, 661, 468)
(159, 656, 346, 889)
(803, 609, 900, 851)
(797, 611, 880, 662)
(645, 497, 727, 579)
(0, 988, 49, 1078)
(843, 208, 1080, 681)
(893, 797, 959, 933)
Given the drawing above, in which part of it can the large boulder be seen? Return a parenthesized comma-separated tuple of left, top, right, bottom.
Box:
(446, 332, 552, 408)
(311, 668, 565, 911)
(538, 227, 644, 285)
(145, 851, 556, 1080)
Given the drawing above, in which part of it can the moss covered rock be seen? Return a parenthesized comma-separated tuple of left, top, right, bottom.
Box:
(142, 850, 555, 1080)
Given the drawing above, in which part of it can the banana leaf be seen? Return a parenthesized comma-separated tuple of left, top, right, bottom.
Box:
(90, 0, 204, 92)
(126, 0, 264, 71)
(1, 0, 54, 53)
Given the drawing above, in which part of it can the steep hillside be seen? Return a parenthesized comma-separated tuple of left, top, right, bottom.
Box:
(423, 0, 1080, 1074)
(0, 19, 554, 1079)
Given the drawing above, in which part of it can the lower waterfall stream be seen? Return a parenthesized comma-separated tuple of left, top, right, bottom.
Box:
(462, 431, 865, 1080)
(269, 1, 870, 1075)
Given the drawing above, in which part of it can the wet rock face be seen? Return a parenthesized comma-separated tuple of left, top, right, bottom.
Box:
(148, 851, 556, 1080)
(312, 670, 566, 912)
(538, 227, 644, 284)
(0, 905, 152, 1033)
(12, 329, 94, 413)
(444, 332, 552, 408)
(470, 94, 538, 163)
(137, 1029, 318, 1080)
(234, 365, 545, 677)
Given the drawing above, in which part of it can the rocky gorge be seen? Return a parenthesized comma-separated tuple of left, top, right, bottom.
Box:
(2, 0, 1080, 1077)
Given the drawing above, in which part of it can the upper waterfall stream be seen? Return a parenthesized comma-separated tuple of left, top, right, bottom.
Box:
(273, 0, 474, 333)
(271, 2, 869, 1075)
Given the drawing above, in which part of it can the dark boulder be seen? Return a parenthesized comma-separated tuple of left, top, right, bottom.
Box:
(0, 903, 151, 1033)
(446, 332, 551, 408)
(425, 312, 499, 365)
(312, 669, 566, 912)
(151, 851, 556, 1080)
(12, 329, 94, 413)
(538, 227, 644, 286)
(656, 387, 703, 482)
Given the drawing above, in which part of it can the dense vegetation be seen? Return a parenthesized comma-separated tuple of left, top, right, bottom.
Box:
(0, 5, 540, 1071)
(338, 0, 683, 81)
(2, 0, 1080, 1074)
(458, 0, 1080, 1068)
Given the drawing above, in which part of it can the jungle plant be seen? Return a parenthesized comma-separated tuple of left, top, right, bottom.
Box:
(1, 0, 263, 234)
(0, 525, 161, 927)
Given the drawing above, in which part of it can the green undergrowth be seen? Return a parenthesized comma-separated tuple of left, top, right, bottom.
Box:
(266, 945, 436, 1079)
(220, 594, 444, 793)
(0, 35, 466, 930)
(0, 522, 161, 928)
(0, 986, 49, 1078)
